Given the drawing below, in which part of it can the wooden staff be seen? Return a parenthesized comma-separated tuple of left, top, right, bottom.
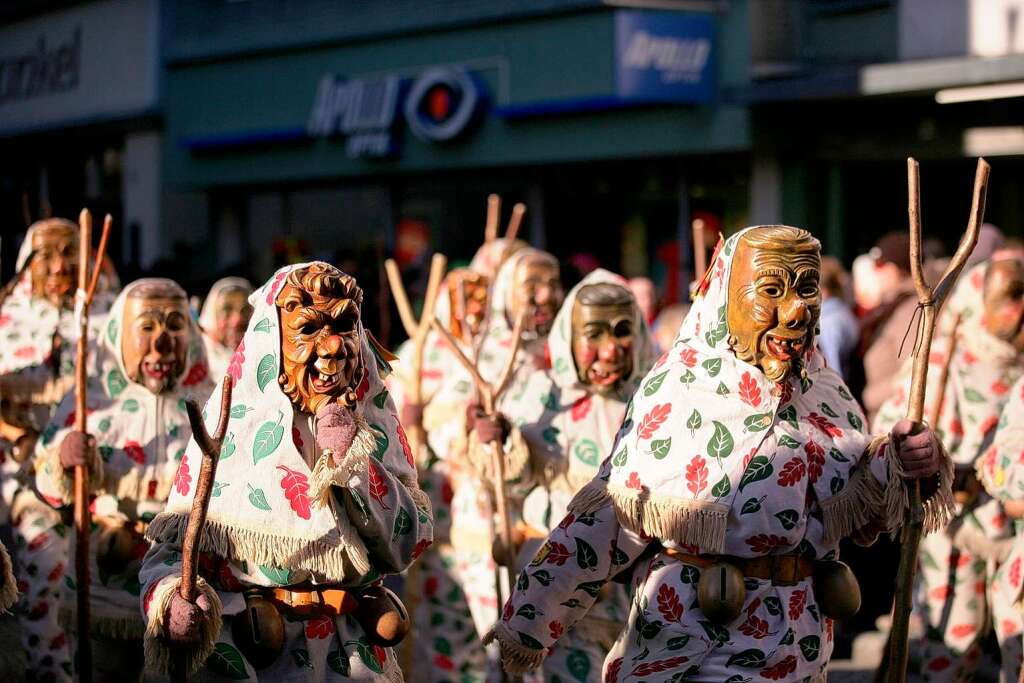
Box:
(73, 210, 111, 682)
(384, 253, 447, 455)
(692, 217, 707, 283)
(430, 311, 526, 617)
(884, 158, 987, 683)
(172, 377, 233, 682)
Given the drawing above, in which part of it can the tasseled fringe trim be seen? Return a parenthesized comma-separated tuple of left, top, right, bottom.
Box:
(484, 622, 546, 675)
(882, 435, 956, 541)
(60, 606, 146, 639)
(144, 576, 222, 676)
(0, 544, 16, 613)
(309, 414, 375, 507)
(468, 428, 531, 485)
(567, 480, 729, 554)
(145, 511, 371, 581)
(821, 459, 885, 544)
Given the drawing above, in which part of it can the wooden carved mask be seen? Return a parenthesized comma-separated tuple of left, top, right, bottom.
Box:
(727, 227, 822, 383)
(508, 253, 563, 338)
(571, 283, 635, 396)
(447, 269, 489, 340)
(30, 220, 78, 308)
(981, 258, 1024, 352)
(121, 280, 191, 395)
(276, 263, 363, 415)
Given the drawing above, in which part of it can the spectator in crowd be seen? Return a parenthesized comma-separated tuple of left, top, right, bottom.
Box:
(852, 252, 882, 317)
(859, 232, 920, 420)
(628, 276, 658, 326)
(817, 256, 859, 381)
(650, 302, 689, 356)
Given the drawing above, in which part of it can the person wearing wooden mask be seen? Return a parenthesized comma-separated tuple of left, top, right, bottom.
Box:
(877, 257, 1024, 682)
(488, 226, 950, 683)
(30, 278, 212, 679)
(0, 219, 117, 682)
(199, 277, 254, 379)
(141, 262, 432, 681)
(489, 270, 653, 682)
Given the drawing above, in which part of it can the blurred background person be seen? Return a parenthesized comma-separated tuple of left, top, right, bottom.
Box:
(650, 302, 689, 356)
(628, 276, 658, 326)
(852, 252, 883, 318)
(817, 256, 859, 381)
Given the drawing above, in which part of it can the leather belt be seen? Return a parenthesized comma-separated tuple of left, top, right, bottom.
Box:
(266, 587, 358, 618)
(661, 548, 815, 587)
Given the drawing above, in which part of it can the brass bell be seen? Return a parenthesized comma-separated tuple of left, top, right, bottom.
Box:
(355, 585, 410, 648)
(231, 593, 285, 669)
(812, 560, 861, 620)
(696, 561, 746, 624)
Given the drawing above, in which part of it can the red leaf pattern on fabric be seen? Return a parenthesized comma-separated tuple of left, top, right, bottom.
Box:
(546, 542, 571, 566)
(805, 440, 825, 484)
(548, 620, 563, 640)
(396, 421, 414, 467)
(368, 460, 392, 510)
(227, 339, 245, 382)
(124, 440, 146, 465)
(266, 271, 287, 306)
(685, 455, 709, 496)
(656, 584, 684, 623)
(630, 656, 690, 677)
(174, 455, 192, 496)
(746, 534, 789, 555)
(807, 412, 843, 438)
(788, 588, 807, 620)
(1011, 558, 1022, 587)
(637, 403, 671, 439)
(761, 655, 798, 680)
(304, 615, 335, 639)
(777, 457, 806, 487)
(739, 612, 769, 639)
(679, 348, 698, 368)
(606, 657, 623, 683)
(570, 396, 592, 422)
(739, 371, 761, 407)
(291, 426, 304, 450)
(276, 464, 311, 519)
(625, 472, 642, 490)
(182, 361, 209, 387)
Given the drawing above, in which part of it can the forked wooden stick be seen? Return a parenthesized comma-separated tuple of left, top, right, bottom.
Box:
(484, 194, 501, 243)
(384, 253, 447, 455)
(171, 377, 233, 683)
(884, 158, 987, 683)
(73, 209, 112, 682)
(693, 218, 707, 283)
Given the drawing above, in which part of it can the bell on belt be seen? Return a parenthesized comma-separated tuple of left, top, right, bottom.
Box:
(232, 593, 285, 669)
(812, 560, 861, 620)
(697, 561, 746, 625)
(355, 585, 410, 648)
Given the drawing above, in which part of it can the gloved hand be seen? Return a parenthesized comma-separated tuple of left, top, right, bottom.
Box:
(59, 431, 95, 470)
(474, 411, 511, 445)
(164, 592, 214, 644)
(316, 402, 358, 465)
(891, 419, 941, 480)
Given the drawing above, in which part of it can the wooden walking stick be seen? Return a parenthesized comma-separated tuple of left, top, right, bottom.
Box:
(884, 158, 988, 683)
(73, 209, 112, 682)
(171, 376, 233, 682)
(693, 217, 707, 283)
(384, 253, 447, 455)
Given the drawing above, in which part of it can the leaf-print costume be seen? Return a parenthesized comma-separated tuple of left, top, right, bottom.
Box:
(141, 263, 433, 681)
(0, 221, 115, 683)
(976, 374, 1024, 683)
(32, 278, 213, 679)
(497, 269, 653, 682)
(200, 277, 254, 379)
(490, 226, 954, 682)
(873, 261, 1023, 682)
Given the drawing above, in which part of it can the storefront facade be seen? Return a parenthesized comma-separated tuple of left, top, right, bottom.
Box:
(0, 0, 164, 277)
(161, 1, 752, 317)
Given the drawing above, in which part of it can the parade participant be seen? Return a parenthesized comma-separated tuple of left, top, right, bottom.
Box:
(488, 225, 950, 682)
(873, 258, 1024, 682)
(33, 277, 213, 678)
(140, 262, 432, 681)
(199, 277, 254, 378)
(491, 269, 653, 681)
(0, 218, 115, 682)
(446, 247, 564, 649)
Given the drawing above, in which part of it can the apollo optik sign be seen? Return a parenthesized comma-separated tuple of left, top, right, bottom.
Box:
(614, 10, 715, 104)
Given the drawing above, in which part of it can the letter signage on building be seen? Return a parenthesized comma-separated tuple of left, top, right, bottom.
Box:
(615, 10, 715, 103)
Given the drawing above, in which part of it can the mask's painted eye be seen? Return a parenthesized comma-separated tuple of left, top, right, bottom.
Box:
(300, 323, 318, 335)
(799, 286, 819, 298)
(761, 285, 782, 298)
(613, 321, 634, 338)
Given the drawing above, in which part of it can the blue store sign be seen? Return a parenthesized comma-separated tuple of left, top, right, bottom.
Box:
(614, 10, 715, 103)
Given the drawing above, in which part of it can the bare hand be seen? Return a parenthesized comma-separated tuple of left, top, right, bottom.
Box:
(59, 431, 95, 470)
(316, 403, 357, 463)
(891, 420, 941, 480)
(474, 412, 511, 445)
(164, 592, 213, 644)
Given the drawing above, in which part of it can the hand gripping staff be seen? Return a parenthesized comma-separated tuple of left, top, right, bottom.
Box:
(74, 209, 112, 682)
(884, 158, 988, 683)
(171, 376, 234, 683)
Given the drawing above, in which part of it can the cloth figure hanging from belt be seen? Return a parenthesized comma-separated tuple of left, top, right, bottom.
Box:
(200, 277, 254, 380)
(141, 261, 433, 682)
(488, 268, 653, 682)
(441, 248, 564, 653)
(32, 277, 212, 678)
(488, 225, 953, 683)
(873, 258, 1024, 683)
(975, 371, 1024, 682)
(0, 218, 117, 682)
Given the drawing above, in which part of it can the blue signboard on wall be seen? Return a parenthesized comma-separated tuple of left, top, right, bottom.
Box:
(615, 10, 715, 103)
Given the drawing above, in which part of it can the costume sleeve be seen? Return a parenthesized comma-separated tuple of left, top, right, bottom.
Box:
(138, 541, 223, 677)
(978, 385, 1024, 501)
(488, 500, 649, 674)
